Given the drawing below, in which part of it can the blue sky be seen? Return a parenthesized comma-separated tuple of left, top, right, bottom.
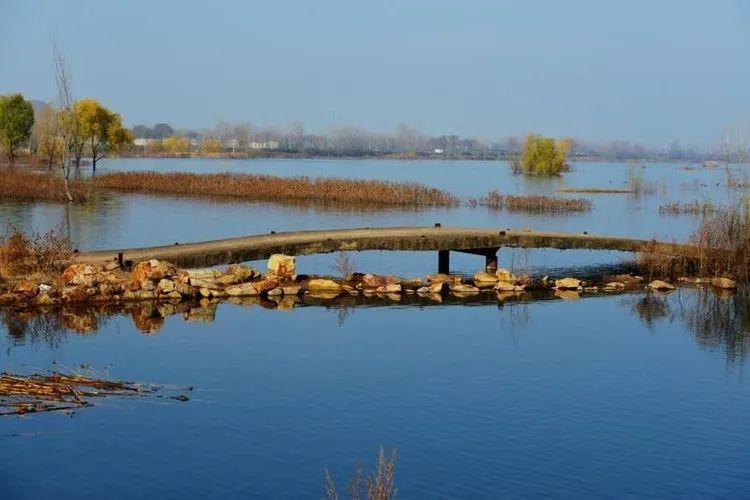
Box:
(1, 0, 749, 145)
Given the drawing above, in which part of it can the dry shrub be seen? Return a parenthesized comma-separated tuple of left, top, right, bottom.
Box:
(325, 447, 397, 500)
(332, 251, 356, 279)
(0, 226, 75, 280)
(689, 202, 750, 281)
(477, 190, 591, 213)
(639, 202, 750, 281)
(0, 168, 91, 202)
(94, 171, 458, 207)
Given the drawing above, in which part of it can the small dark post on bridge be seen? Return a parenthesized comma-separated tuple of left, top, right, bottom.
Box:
(438, 250, 450, 274)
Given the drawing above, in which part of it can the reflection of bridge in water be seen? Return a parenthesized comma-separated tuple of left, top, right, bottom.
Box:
(79, 226, 697, 273)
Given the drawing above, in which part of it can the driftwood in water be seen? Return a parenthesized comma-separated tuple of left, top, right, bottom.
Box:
(0, 371, 190, 416)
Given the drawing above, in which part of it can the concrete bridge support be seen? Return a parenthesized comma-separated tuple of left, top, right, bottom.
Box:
(437, 247, 499, 274)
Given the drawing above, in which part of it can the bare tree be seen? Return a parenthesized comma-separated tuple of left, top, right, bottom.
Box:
(52, 40, 76, 202)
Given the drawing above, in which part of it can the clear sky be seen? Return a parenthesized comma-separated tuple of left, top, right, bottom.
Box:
(1, 0, 749, 145)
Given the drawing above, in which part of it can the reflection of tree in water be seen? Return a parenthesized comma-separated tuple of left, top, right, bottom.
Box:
(628, 289, 750, 362)
(1, 309, 69, 349)
(630, 293, 672, 329)
(678, 288, 750, 362)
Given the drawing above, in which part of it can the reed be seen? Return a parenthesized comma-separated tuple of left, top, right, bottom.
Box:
(94, 171, 459, 207)
(0, 168, 90, 202)
(324, 447, 397, 500)
(639, 201, 750, 281)
(475, 190, 592, 213)
(659, 200, 716, 215)
(556, 187, 632, 194)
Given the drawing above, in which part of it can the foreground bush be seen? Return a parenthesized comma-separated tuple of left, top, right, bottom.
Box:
(0, 227, 75, 280)
(94, 171, 459, 207)
(512, 134, 572, 176)
(0, 168, 90, 202)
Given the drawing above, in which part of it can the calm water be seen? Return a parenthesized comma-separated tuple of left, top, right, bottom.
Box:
(1, 159, 749, 498)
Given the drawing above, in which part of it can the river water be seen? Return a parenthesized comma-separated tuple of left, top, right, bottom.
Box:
(1, 159, 749, 499)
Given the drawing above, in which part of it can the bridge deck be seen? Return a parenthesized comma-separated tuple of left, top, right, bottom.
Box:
(78, 226, 694, 269)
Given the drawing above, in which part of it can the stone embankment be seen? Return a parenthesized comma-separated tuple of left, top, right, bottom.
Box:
(0, 253, 739, 309)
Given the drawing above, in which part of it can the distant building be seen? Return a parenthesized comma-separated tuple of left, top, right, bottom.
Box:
(434, 148, 444, 154)
(249, 141, 280, 150)
(134, 138, 159, 147)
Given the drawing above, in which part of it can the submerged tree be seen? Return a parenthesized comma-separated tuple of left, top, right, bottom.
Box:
(513, 133, 572, 176)
(0, 93, 34, 165)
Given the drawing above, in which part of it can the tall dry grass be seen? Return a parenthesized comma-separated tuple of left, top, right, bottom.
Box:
(0, 227, 76, 281)
(639, 201, 750, 281)
(325, 448, 397, 500)
(0, 168, 91, 202)
(689, 201, 750, 281)
(473, 190, 592, 213)
(94, 171, 459, 207)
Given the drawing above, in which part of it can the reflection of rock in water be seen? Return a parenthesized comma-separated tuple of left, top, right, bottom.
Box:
(183, 300, 218, 323)
(62, 310, 98, 334)
(131, 303, 165, 334)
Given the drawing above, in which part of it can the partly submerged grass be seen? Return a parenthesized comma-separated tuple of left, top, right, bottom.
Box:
(659, 200, 717, 215)
(94, 171, 459, 207)
(472, 190, 592, 213)
(639, 201, 750, 281)
(556, 187, 633, 194)
(0, 168, 91, 202)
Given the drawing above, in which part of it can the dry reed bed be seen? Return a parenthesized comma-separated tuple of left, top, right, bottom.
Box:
(556, 187, 633, 194)
(93, 171, 459, 207)
(640, 202, 750, 281)
(472, 190, 592, 213)
(0, 168, 90, 202)
(659, 200, 717, 215)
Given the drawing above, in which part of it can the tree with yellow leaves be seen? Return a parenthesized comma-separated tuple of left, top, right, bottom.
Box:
(75, 98, 133, 171)
(163, 135, 190, 153)
(513, 134, 572, 175)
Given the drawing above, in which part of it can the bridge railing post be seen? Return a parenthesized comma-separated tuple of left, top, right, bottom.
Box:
(438, 250, 450, 274)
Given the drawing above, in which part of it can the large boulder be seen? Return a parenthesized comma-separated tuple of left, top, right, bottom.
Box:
(61, 263, 98, 287)
(494, 281, 516, 292)
(253, 277, 280, 293)
(13, 281, 39, 298)
(225, 283, 259, 296)
(711, 277, 737, 290)
(450, 283, 480, 294)
(376, 283, 402, 294)
(648, 280, 675, 291)
(132, 260, 177, 283)
(268, 254, 296, 278)
(308, 279, 342, 292)
(474, 272, 499, 288)
(362, 274, 399, 289)
(555, 278, 582, 290)
(496, 268, 515, 283)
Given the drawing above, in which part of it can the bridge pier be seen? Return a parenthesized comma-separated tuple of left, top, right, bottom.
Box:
(438, 250, 450, 274)
(438, 247, 499, 274)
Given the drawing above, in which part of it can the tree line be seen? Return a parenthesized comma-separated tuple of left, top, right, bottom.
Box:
(0, 93, 132, 170)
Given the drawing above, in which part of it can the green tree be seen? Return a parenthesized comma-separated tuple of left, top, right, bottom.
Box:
(0, 93, 34, 165)
(75, 98, 134, 171)
(513, 134, 572, 176)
